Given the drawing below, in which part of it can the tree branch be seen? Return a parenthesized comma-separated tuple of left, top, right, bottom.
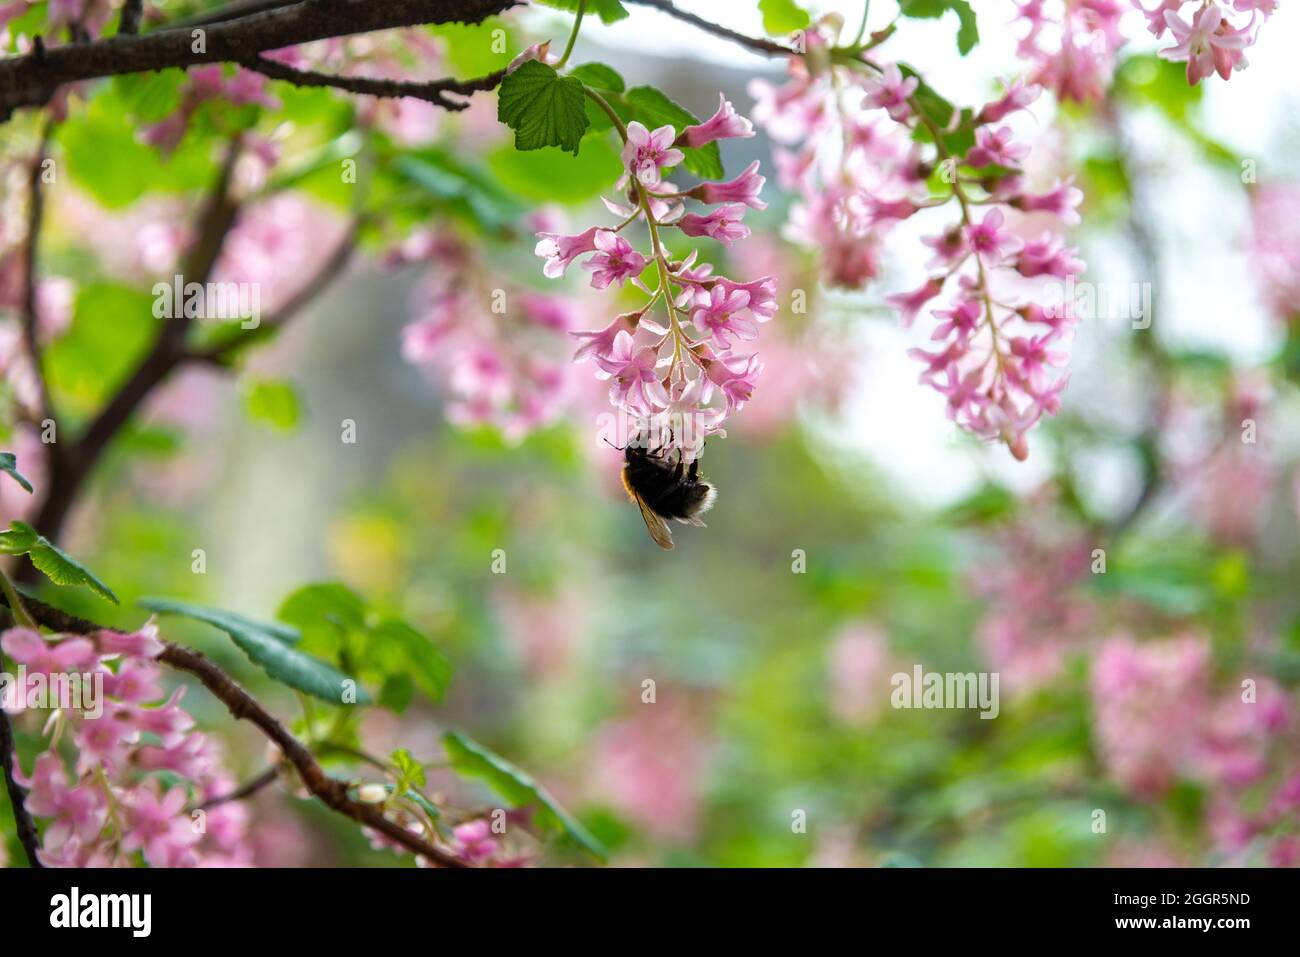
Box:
(623, 0, 796, 56)
(26, 137, 243, 549)
(239, 55, 506, 112)
(0, 0, 519, 121)
(20, 118, 56, 429)
(118, 0, 146, 36)
(1, 591, 468, 868)
(0, 688, 43, 867)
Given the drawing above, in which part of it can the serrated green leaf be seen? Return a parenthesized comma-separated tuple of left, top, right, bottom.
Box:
(140, 596, 371, 704)
(899, 0, 979, 55)
(277, 582, 367, 656)
(444, 731, 606, 861)
(0, 453, 33, 494)
(758, 0, 810, 35)
(534, 0, 629, 24)
(0, 522, 118, 604)
(497, 60, 589, 154)
(622, 86, 723, 179)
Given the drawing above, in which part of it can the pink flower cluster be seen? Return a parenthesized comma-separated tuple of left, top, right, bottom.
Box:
(2, 622, 253, 867)
(397, 229, 579, 440)
(1146, 0, 1272, 85)
(1091, 633, 1298, 864)
(1248, 182, 1300, 323)
(536, 98, 772, 454)
(749, 23, 915, 288)
(749, 20, 1082, 458)
(878, 78, 1083, 459)
(1013, 1, 1276, 100)
(1013, 0, 1128, 102)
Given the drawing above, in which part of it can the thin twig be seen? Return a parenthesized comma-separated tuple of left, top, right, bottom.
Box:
(118, 0, 145, 36)
(20, 118, 56, 428)
(191, 765, 278, 811)
(0, 591, 468, 867)
(624, 0, 796, 56)
(239, 56, 506, 112)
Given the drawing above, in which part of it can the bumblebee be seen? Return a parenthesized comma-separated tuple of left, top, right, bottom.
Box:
(618, 431, 716, 550)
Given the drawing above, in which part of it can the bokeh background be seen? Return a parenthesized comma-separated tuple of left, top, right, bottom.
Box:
(2, 0, 1300, 866)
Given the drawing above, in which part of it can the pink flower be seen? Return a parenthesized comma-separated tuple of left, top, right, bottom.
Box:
(677, 94, 754, 148)
(975, 78, 1041, 124)
(886, 277, 946, 327)
(0, 628, 98, 676)
(692, 286, 757, 348)
(570, 312, 635, 363)
(16, 753, 106, 850)
(583, 230, 648, 290)
(964, 208, 1022, 263)
(534, 226, 602, 279)
(121, 782, 200, 868)
(861, 64, 917, 122)
(677, 204, 750, 245)
(1011, 179, 1084, 225)
(1159, 5, 1252, 85)
(94, 623, 164, 659)
(702, 350, 763, 413)
(710, 275, 778, 321)
(688, 160, 767, 210)
(620, 122, 683, 186)
(593, 331, 668, 413)
(966, 125, 1030, 168)
(453, 819, 501, 864)
(100, 658, 165, 704)
(1015, 233, 1085, 279)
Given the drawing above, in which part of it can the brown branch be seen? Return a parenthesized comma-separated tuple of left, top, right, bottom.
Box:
(118, 0, 146, 36)
(186, 213, 363, 365)
(20, 118, 56, 430)
(0, 0, 520, 120)
(193, 765, 279, 811)
(239, 56, 506, 112)
(25, 138, 243, 550)
(0, 688, 43, 867)
(623, 0, 796, 56)
(1, 591, 468, 868)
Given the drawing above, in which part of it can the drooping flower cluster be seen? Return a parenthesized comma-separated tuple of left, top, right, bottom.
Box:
(877, 77, 1083, 459)
(1013, 0, 1128, 102)
(536, 98, 773, 455)
(1091, 632, 1299, 864)
(397, 227, 580, 441)
(750, 17, 1082, 458)
(748, 20, 916, 289)
(2, 622, 254, 867)
(1145, 0, 1272, 85)
(1012, 1, 1276, 100)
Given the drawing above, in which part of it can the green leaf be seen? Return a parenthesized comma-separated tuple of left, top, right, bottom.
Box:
(243, 379, 302, 431)
(899, 0, 979, 55)
(444, 731, 606, 861)
(758, 0, 810, 35)
(570, 62, 625, 131)
(0, 453, 33, 494)
(391, 747, 427, 790)
(45, 284, 158, 416)
(0, 522, 118, 604)
(486, 138, 621, 204)
(901, 66, 975, 156)
(277, 582, 367, 656)
(372, 620, 453, 704)
(533, 0, 629, 24)
(622, 86, 723, 180)
(140, 596, 371, 704)
(497, 60, 589, 154)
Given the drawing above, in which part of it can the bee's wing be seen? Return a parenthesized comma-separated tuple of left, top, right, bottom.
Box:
(633, 491, 675, 550)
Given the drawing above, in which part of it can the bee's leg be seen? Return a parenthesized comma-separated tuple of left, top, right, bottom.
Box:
(687, 458, 699, 480)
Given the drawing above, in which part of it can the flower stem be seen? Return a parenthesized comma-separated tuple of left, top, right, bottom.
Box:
(583, 85, 626, 139)
(557, 0, 586, 69)
(0, 567, 34, 629)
